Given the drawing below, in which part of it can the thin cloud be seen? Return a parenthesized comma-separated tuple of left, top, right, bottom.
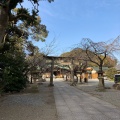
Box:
(41, 9, 54, 17)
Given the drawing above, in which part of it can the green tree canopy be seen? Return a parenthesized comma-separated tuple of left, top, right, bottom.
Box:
(106, 68, 117, 80)
(0, 0, 54, 48)
(0, 0, 54, 92)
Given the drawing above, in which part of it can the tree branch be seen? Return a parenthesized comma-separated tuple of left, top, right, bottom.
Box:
(10, 13, 34, 23)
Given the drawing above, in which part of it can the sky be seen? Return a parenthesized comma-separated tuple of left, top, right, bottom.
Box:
(23, 0, 120, 56)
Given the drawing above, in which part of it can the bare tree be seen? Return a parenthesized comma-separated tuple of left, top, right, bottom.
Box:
(81, 38, 107, 72)
(78, 38, 118, 89)
(40, 38, 58, 56)
(26, 46, 47, 83)
(72, 60, 88, 84)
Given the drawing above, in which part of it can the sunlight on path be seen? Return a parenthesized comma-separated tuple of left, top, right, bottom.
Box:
(54, 79, 120, 120)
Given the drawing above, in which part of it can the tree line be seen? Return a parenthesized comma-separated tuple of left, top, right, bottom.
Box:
(0, 0, 54, 93)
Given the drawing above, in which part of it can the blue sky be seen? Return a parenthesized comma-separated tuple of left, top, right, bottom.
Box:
(24, 0, 120, 56)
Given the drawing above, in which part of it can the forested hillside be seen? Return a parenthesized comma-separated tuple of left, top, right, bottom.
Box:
(60, 48, 117, 68)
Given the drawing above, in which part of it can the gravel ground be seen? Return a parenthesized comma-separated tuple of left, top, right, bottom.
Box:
(73, 79, 120, 108)
(0, 82, 58, 120)
(1, 78, 120, 120)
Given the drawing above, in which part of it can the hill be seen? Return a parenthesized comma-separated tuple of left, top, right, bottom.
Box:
(60, 48, 117, 68)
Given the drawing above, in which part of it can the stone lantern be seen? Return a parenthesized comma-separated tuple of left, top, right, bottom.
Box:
(97, 70, 104, 89)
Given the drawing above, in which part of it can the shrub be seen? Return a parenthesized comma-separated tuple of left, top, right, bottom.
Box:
(106, 68, 117, 80)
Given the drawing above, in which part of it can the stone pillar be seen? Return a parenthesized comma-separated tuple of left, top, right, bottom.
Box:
(98, 71, 104, 89)
(64, 74, 66, 81)
(82, 73, 85, 82)
(77, 74, 81, 84)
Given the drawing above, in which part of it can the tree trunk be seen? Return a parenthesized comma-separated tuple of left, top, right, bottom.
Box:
(99, 65, 103, 73)
(30, 76, 33, 84)
(70, 59, 74, 82)
(0, 6, 9, 48)
(98, 65, 105, 89)
(49, 58, 54, 86)
(78, 74, 81, 83)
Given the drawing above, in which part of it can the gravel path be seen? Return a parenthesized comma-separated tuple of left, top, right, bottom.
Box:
(0, 82, 58, 120)
(54, 79, 120, 120)
(74, 79, 120, 108)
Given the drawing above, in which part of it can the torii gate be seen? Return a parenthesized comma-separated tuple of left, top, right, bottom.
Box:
(44, 56, 84, 86)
